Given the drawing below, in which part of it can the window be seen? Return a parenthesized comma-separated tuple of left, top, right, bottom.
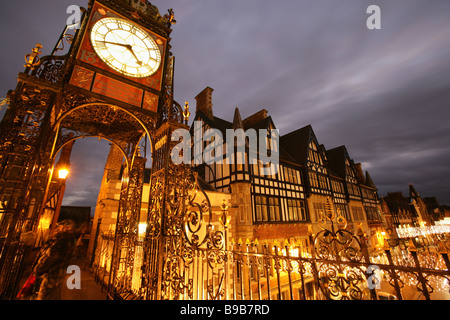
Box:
(255, 195, 285, 222)
(312, 202, 326, 222)
(345, 159, 357, 183)
(351, 206, 364, 221)
(335, 203, 351, 222)
(284, 167, 299, 184)
(287, 199, 307, 221)
(318, 174, 328, 190)
(255, 195, 268, 222)
(309, 172, 319, 188)
(332, 180, 344, 194)
(348, 183, 361, 197)
(308, 141, 325, 168)
(365, 206, 381, 221)
(268, 197, 281, 221)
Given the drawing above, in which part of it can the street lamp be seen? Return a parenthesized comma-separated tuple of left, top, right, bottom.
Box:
(58, 168, 69, 179)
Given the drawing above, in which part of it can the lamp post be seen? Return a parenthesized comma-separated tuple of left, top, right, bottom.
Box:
(45, 140, 75, 233)
(49, 165, 69, 233)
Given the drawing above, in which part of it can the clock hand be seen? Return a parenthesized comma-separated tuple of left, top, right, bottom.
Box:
(127, 47, 143, 66)
(99, 40, 131, 48)
(98, 40, 143, 65)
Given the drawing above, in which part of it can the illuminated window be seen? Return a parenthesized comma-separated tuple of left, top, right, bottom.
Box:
(287, 199, 307, 221)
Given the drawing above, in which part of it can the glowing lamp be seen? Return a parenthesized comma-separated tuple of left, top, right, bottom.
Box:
(58, 169, 69, 179)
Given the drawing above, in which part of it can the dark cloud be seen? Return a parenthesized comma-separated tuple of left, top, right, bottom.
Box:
(1, 0, 449, 206)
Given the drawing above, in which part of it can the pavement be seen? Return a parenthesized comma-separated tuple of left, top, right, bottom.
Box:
(60, 258, 107, 300)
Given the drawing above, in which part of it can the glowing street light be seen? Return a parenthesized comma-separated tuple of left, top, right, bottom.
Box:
(58, 168, 69, 179)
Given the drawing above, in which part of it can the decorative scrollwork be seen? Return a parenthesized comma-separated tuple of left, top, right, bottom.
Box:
(317, 263, 365, 300)
(315, 228, 363, 262)
(162, 254, 185, 300)
(32, 55, 67, 83)
(146, 173, 164, 240)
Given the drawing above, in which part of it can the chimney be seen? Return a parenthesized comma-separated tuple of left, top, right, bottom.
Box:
(195, 87, 214, 119)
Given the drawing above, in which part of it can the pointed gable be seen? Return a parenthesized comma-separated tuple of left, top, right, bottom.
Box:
(280, 125, 312, 165)
(365, 171, 376, 188)
(409, 184, 420, 198)
(232, 107, 244, 130)
(325, 145, 346, 178)
(326, 145, 358, 183)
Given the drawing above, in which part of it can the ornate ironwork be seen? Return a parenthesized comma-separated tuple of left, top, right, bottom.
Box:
(2, 0, 450, 303)
(31, 55, 67, 83)
(24, 44, 43, 70)
(0, 0, 164, 299)
(108, 156, 145, 297)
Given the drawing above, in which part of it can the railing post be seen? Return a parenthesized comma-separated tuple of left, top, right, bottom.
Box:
(297, 239, 306, 300)
(246, 239, 253, 300)
(263, 242, 272, 300)
(384, 248, 403, 300)
(273, 242, 282, 300)
(409, 247, 431, 300)
(358, 232, 377, 300)
(438, 242, 450, 271)
(284, 240, 294, 300)
(238, 239, 245, 300)
(441, 252, 450, 271)
(252, 240, 262, 300)
(308, 232, 321, 300)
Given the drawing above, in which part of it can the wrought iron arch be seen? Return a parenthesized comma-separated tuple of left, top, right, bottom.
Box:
(55, 103, 155, 141)
(54, 102, 156, 146)
(50, 102, 157, 172)
(51, 135, 130, 169)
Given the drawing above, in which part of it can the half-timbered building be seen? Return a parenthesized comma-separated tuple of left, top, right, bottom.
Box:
(191, 87, 386, 252)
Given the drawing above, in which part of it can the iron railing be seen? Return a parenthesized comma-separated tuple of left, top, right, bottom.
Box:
(93, 227, 450, 300)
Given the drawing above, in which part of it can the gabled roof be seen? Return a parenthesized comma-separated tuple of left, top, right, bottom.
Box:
(409, 184, 420, 198)
(193, 110, 233, 135)
(245, 115, 273, 131)
(383, 192, 413, 214)
(365, 171, 376, 188)
(279, 125, 313, 165)
(193, 110, 299, 166)
(325, 145, 347, 178)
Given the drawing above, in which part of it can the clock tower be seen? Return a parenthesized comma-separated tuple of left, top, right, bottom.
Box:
(0, 0, 189, 299)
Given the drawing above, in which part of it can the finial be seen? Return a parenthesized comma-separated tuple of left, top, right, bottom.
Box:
(219, 199, 229, 228)
(24, 44, 43, 70)
(183, 101, 190, 124)
(164, 8, 176, 25)
(356, 223, 365, 237)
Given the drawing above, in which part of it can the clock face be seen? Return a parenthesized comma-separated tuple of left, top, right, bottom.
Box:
(90, 17, 162, 78)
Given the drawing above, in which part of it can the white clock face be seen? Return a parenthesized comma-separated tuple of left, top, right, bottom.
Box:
(90, 17, 162, 78)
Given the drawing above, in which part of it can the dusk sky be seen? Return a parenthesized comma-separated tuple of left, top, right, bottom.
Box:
(1, 0, 449, 211)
